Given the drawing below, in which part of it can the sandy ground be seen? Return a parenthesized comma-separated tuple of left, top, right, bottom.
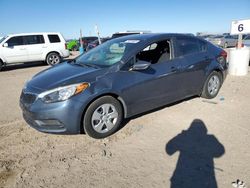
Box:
(0, 53, 250, 188)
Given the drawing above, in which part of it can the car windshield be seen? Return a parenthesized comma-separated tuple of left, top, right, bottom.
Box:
(0, 36, 8, 43)
(74, 37, 141, 67)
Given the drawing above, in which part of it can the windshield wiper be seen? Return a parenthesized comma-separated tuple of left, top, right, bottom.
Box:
(72, 61, 99, 69)
(84, 63, 99, 68)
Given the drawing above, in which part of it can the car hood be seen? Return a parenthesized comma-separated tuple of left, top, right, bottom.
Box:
(28, 62, 108, 91)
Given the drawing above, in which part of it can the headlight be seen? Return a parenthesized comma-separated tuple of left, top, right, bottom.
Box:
(38, 83, 89, 103)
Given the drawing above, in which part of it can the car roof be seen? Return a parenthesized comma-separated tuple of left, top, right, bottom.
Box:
(7, 32, 62, 37)
(111, 33, 197, 42)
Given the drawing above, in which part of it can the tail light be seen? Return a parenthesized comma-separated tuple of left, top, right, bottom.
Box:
(217, 50, 227, 66)
(220, 50, 227, 59)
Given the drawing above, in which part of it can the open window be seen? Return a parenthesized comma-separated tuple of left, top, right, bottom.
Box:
(136, 40, 171, 64)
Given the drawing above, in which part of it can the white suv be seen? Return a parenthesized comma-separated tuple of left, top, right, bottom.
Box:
(0, 32, 70, 70)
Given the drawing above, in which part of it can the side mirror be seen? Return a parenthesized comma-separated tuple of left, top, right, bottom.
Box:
(131, 60, 151, 71)
(3, 43, 8, 47)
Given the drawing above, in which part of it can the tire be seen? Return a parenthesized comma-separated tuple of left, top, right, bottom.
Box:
(0, 60, 3, 71)
(46, 52, 61, 66)
(201, 71, 222, 99)
(224, 42, 228, 48)
(83, 96, 123, 139)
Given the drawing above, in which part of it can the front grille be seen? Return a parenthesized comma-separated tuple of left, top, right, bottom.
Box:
(20, 92, 37, 104)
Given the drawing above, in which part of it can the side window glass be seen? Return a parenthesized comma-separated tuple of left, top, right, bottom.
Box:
(136, 40, 171, 64)
(142, 43, 158, 51)
(176, 37, 205, 56)
(48, 35, 61, 43)
(24, 35, 45, 45)
(6, 36, 24, 46)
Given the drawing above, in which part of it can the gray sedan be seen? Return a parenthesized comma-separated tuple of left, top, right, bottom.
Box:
(20, 33, 228, 138)
(208, 35, 238, 48)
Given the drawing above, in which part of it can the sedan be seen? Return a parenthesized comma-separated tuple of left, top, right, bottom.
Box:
(20, 33, 228, 139)
(208, 35, 238, 48)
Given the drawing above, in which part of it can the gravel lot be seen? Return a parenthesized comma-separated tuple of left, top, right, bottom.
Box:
(0, 53, 250, 188)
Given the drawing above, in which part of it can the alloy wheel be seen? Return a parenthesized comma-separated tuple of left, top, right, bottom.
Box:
(48, 54, 60, 65)
(91, 103, 118, 134)
(207, 75, 220, 96)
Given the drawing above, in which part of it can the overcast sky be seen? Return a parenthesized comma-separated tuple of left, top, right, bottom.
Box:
(0, 0, 249, 39)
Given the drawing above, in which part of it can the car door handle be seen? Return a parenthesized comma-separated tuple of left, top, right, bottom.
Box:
(42, 46, 48, 48)
(20, 48, 26, 50)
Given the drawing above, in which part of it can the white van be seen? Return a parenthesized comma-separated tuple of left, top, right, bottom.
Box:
(0, 32, 70, 70)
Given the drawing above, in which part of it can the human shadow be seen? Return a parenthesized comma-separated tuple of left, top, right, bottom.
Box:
(166, 119, 225, 188)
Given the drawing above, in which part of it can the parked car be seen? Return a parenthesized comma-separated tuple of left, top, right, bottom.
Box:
(208, 35, 238, 48)
(86, 38, 110, 51)
(243, 34, 250, 62)
(80, 36, 98, 50)
(243, 34, 250, 47)
(20, 33, 228, 139)
(198, 35, 215, 41)
(111, 30, 151, 39)
(0, 32, 70, 70)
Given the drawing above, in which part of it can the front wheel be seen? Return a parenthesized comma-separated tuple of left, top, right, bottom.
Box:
(83, 96, 123, 139)
(46, 52, 61, 66)
(201, 71, 222, 99)
(0, 60, 3, 71)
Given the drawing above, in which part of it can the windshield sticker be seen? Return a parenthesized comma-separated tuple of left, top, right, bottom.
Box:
(124, 40, 140, 44)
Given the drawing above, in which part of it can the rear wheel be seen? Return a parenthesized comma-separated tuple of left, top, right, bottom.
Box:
(46, 52, 61, 66)
(201, 71, 222, 99)
(83, 96, 123, 139)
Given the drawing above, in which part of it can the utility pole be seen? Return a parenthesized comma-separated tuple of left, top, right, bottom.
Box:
(95, 24, 102, 45)
(79, 29, 84, 54)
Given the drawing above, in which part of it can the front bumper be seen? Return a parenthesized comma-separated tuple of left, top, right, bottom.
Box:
(20, 93, 89, 134)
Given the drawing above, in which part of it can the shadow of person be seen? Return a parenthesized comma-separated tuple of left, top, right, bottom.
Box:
(166, 119, 225, 188)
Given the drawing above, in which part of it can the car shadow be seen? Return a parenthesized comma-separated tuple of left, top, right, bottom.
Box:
(114, 96, 198, 133)
(130, 96, 197, 120)
(1, 61, 48, 71)
(165, 119, 225, 188)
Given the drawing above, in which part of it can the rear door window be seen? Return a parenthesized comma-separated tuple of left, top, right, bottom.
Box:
(48, 35, 61, 43)
(176, 37, 207, 57)
(24, 35, 45, 45)
(6, 36, 24, 46)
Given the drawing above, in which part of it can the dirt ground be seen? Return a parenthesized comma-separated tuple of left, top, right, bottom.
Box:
(0, 54, 250, 188)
